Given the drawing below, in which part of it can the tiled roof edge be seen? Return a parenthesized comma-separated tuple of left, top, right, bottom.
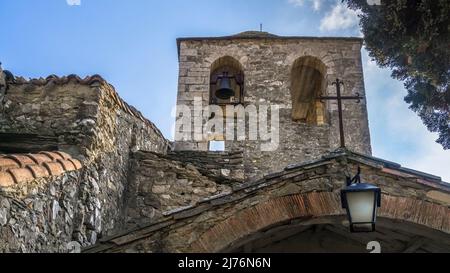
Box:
(0, 152, 83, 187)
(7, 74, 169, 144)
(98, 82, 168, 142)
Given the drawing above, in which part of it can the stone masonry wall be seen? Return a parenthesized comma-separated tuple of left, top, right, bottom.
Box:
(174, 35, 372, 180)
(0, 76, 168, 159)
(0, 168, 87, 252)
(0, 76, 169, 252)
(165, 150, 245, 183)
(0, 80, 97, 156)
(84, 152, 450, 253)
(0, 151, 85, 252)
(124, 151, 232, 228)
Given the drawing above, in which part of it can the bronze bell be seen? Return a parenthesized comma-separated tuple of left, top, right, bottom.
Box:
(215, 73, 235, 100)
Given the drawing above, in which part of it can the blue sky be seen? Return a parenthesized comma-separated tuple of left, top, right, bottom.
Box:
(1, 0, 449, 181)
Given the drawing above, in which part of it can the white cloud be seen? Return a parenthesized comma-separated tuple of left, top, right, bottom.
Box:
(312, 0, 322, 11)
(288, 0, 322, 11)
(404, 133, 450, 183)
(66, 0, 81, 6)
(319, 2, 360, 32)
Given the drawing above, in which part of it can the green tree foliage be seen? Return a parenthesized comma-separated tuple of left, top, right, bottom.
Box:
(345, 0, 450, 149)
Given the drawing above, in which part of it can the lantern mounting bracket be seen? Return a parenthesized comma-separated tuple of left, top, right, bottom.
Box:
(346, 166, 361, 186)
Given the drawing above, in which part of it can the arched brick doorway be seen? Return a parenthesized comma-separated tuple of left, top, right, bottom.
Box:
(188, 192, 450, 253)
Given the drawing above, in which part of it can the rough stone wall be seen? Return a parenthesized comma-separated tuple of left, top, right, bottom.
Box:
(174, 36, 372, 180)
(84, 82, 169, 234)
(84, 153, 450, 253)
(124, 151, 232, 228)
(0, 76, 169, 252)
(0, 169, 85, 252)
(0, 82, 97, 155)
(0, 77, 169, 158)
(165, 150, 245, 183)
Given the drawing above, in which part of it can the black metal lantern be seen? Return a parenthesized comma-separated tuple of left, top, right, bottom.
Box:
(341, 167, 381, 233)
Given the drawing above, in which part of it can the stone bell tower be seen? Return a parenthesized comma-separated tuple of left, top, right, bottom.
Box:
(174, 31, 371, 179)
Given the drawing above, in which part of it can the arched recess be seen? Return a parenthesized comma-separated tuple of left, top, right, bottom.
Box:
(207, 56, 245, 146)
(290, 56, 327, 125)
(209, 56, 245, 106)
(187, 192, 450, 253)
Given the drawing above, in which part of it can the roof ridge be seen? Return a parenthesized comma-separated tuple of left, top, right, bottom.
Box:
(7, 73, 168, 143)
(10, 74, 106, 86)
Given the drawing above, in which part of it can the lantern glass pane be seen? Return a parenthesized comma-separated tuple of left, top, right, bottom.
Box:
(346, 191, 375, 223)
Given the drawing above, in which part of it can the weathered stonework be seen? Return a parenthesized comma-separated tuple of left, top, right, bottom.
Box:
(0, 171, 85, 252)
(164, 150, 245, 183)
(124, 151, 233, 227)
(174, 32, 372, 180)
(84, 150, 450, 253)
(0, 75, 169, 252)
(0, 32, 449, 253)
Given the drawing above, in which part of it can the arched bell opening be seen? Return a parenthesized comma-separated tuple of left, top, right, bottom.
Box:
(290, 56, 327, 125)
(210, 56, 245, 106)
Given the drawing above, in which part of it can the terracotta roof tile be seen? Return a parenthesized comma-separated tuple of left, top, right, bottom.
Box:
(27, 153, 53, 165)
(0, 158, 20, 171)
(12, 74, 106, 86)
(68, 158, 82, 169)
(26, 164, 50, 178)
(8, 168, 34, 184)
(5, 154, 35, 167)
(43, 162, 65, 176)
(0, 151, 83, 187)
(0, 172, 15, 187)
(57, 159, 76, 171)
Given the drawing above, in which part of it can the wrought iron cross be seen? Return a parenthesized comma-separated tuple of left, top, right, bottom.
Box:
(318, 78, 364, 148)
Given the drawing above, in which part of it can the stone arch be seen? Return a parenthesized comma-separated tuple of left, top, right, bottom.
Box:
(210, 55, 244, 73)
(287, 51, 335, 76)
(290, 56, 328, 124)
(209, 56, 245, 105)
(207, 56, 245, 147)
(188, 192, 450, 253)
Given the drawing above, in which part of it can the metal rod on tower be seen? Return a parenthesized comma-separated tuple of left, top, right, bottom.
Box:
(335, 79, 345, 148)
(318, 78, 364, 149)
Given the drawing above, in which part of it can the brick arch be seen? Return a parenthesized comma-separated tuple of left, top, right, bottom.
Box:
(187, 192, 450, 253)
